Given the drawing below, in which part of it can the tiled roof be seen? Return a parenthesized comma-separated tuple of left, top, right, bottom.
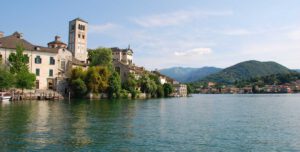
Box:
(0, 32, 58, 53)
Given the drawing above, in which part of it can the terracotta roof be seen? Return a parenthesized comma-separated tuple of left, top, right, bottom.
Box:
(0, 32, 58, 53)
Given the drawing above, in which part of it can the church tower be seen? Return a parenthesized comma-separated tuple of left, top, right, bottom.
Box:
(68, 18, 88, 63)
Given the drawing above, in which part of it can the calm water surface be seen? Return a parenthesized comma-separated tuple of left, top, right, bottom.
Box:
(1, 94, 300, 151)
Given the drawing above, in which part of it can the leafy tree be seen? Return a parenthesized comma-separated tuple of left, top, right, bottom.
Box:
(88, 48, 113, 67)
(123, 74, 138, 98)
(70, 78, 87, 97)
(156, 85, 164, 97)
(187, 84, 193, 94)
(70, 67, 86, 80)
(0, 67, 15, 90)
(97, 66, 110, 92)
(85, 66, 101, 93)
(15, 70, 36, 93)
(163, 83, 173, 97)
(108, 71, 121, 99)
(8, 45, 29, 74)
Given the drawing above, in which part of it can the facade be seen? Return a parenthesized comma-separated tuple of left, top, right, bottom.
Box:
(0, 32, 74, 93)
(113, 59, 145, 82)
(68, 18, 88, 63)
(111, 47, 133, 65)
(173, 84, 188, 97)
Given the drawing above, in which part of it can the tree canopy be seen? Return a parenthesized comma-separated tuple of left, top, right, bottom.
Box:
(88, 48, 113, 67)
(8, 45, 29, 74)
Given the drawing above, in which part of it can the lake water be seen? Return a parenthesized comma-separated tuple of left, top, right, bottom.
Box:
(1, 94, 300, 151)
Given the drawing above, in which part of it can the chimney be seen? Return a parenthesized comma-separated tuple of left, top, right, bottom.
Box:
(55, 36, 61, 41)
(0, 31, 4, 38)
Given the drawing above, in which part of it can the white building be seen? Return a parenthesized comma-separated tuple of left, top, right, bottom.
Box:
(68, 18, 88, 63)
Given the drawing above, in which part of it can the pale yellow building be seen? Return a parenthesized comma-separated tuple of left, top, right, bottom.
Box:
(0, 32, 73, 93)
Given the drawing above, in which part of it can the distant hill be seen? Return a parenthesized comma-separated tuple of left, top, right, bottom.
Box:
(159, 67, 222, 83)
(294, 69, 300, 73)
(200, 60, 292, 84)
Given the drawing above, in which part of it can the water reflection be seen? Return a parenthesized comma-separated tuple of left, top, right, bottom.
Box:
(1, 95, 300, 151)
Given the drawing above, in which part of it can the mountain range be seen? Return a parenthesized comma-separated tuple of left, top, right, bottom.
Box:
(160, 60, 296, 84)
(159, 67, 222, 83)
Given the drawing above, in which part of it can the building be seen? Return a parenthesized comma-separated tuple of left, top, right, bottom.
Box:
(113, 59, 145, 83)
(0, 32, 74, 93)
(173, 84, 188, 97)
(68, 18, 88, 63)
(111, 47, 133, 65)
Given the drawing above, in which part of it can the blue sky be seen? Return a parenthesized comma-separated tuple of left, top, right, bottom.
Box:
(1, 0, 300, 69)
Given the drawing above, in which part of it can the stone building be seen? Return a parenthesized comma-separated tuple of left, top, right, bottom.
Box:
(68, 18, 88, 63)
(111, 47, 133, 65)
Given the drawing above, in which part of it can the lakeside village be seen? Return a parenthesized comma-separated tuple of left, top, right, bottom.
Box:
(194, 80, 300, 94)
(0, 18, 188, 101)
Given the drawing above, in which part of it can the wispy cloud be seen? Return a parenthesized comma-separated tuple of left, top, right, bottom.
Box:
(174, 48, 212, 56)
(132, 10, 233, 27)
(89, 23, 119, 33)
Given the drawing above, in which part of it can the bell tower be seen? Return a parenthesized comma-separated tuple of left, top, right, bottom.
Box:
(68, 18, 88, 63)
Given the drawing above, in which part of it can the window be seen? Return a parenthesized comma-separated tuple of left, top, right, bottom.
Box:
(78, 34, 81, 38)
(49, 69, 53, 77)
(36, 69, 40, 76)
(50, 57, 55, 65)
(71, 25, 75, 30)
(0, 54, 2, 63)
(35, 56, 42, 64)
(82, 35, 85, 39)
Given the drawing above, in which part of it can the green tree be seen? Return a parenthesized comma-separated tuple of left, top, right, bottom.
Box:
(163, 83, 173, 97)
(85, 66, 101, 93)
(123, 74, 138, 98)
(97, 66, 110, 92)
(156, 85, 164, 98)
(140, 74, 159, 97)
(0, 67, 15, 90)
(70, 78, 87, 97)
(70, 67, 86, 80)
(8, 45, 29, 74)
(15, 70, 36, 93)
(108, 71, 121, 99)
(187, 84, 193, 94)
(88, 48, 113, 67)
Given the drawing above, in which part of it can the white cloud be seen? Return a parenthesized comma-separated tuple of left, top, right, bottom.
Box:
(174, 48, 212, 56)
(132, 10, 233, 27)
(89, 23, 118, 33)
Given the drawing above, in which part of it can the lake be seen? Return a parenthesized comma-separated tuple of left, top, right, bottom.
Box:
(1, 94, 300, 151)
